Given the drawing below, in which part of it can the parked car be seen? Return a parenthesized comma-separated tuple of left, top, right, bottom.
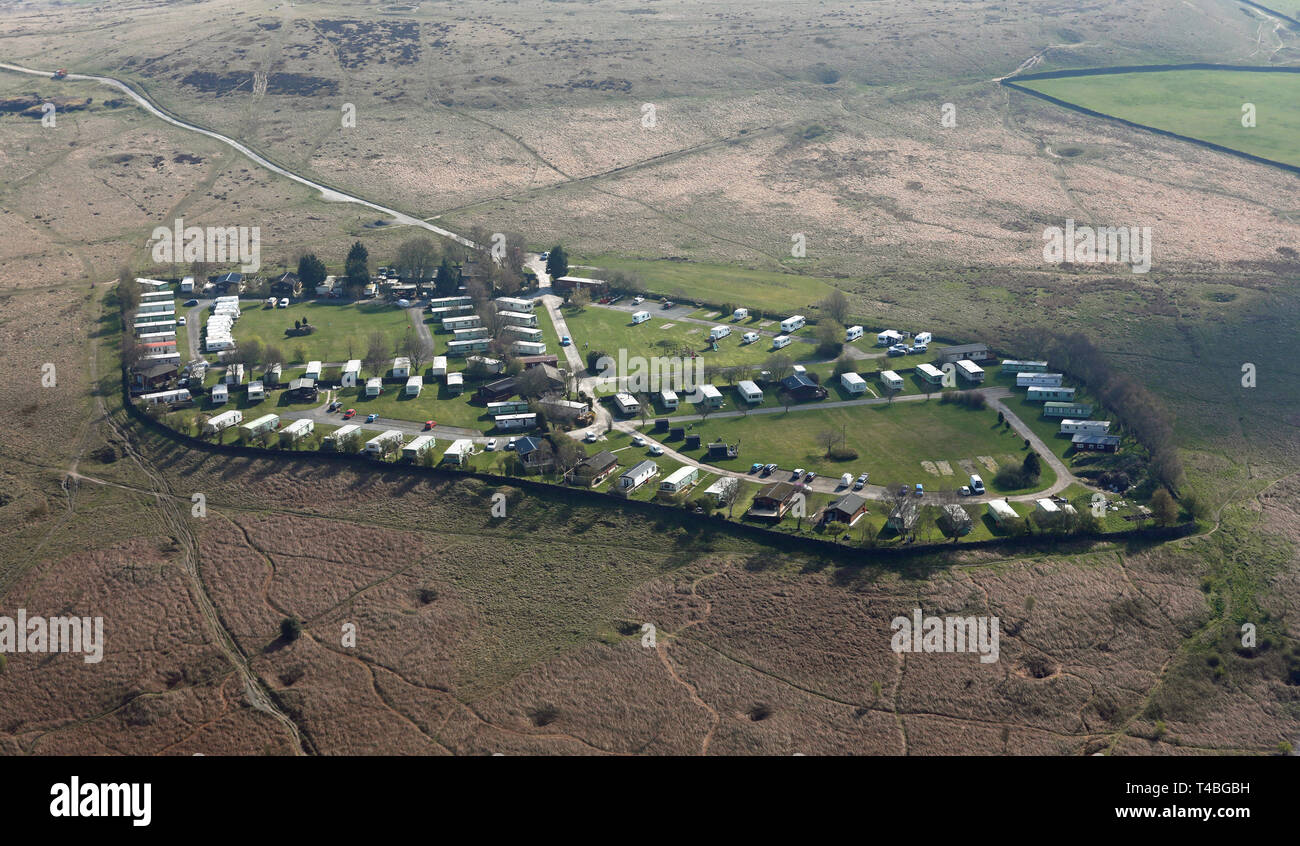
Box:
(960, 485, 971, 496)
(898, 485, 909, 497)
(342, 409, 356, 419)
(909, 343, 928, 354)
(423, 420, 436, 430)
(762, 463, 778, 476)
(632, 296, 644, 305)
(749, 462, 764, 473)
(914, 483, 924, 497)
(184, 299, 198, 307)
(887, 344, 908, 357)
(539, 251, 549, 260)
(366, 413, 378, 423)
(327, 400, 341, 412)
(648, 444, 664, 456)
(852, 474, 867, 491)
(662, 300, 675, 309)
(177, 316, 186, 325)
(583, 430, 599, 443)
(561, 335, 571, 346)
(632, 435, 646, 446)
(792, 468, 806, 479)
(505, 437, 518, 450)
(805, 471, 816, 483)
(486, 438, 497, 451)
(278, 298, 290, 308)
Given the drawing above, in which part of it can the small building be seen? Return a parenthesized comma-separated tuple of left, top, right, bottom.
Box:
(987, 499, 1019, 526)
(441, 439, 474, 466)
(618, 459, 660, 492)
(446, 372, 464, 395)
(941, 504, 973, 536)
(365, 377, 383, 397)
(1024, 389, 1076, 405)
(659, 466, 700, 494)
(571, 451, 619, 487)
(685, 433, 702, 450)
(429, 356, 448, 377)
(247, 380, 265, 402)
(1043, 401, 1094, 418)
(280, 418, 314, 444)
(405, 375, 423, 397)
(364, 430, 405, 457)
(822, 493, 870, 527)
(553, 276, 610, 297)
(271, 272, 302, 298)
(305, 360, 323, 381)
(1016, 372, 1064, 388)
(877, 329, 904, 347)
(1002, 359, 1048, 372)
(494, 413, 537, 432)
(955, 360, 985, 383)
(285, 377, 318, 403)
(1034, 499, 1064, 523)
(513, 340, 548, 356)
(475, 378, 518, 403)
(841, 372, 867, 395)
(1060, 419, 1111, 435)
(779, 372, 827, 401)
(879, 370, 904, 392)
(704, 477, 739, 505)
(887, 498, 919, 533)
(203, 409, 242, 434)
(498, 310, 538, 329)
(935, 343, 992, 364)
(748, 482, 802, 521)
(539, 399, 594, 426)
(180, 276, 195, 294)
(916, 363, 945, 385)
(239, 413, 280, 438)
(658, 389, 679, 410)
(264, 363, 282, 387)
(697, 383, 725, 409)
(1072, 433, 1122, 452)
(736, 380, 764, 404)
(391, 357, 411, 379)
(225, 363, 245, 386)
(706, 441, 738, 460)
(613, 392, 641, 416)
(515, 436, 555, 473)
(210, 383, 229, 405)
(402, 434, 437, 462)
(779, 315, 805, 333)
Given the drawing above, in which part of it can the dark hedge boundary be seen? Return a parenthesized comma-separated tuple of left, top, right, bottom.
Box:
(1001, 63, 1300, 178)
(120, 371, 1197, 566)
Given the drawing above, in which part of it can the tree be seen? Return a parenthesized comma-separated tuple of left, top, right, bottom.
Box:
(545, 245, 569, 280)
(1022, 451, 1042, 481)
(1150, 487, 1178, 526)
(820, 288, 851, 325)
(297, 253, 327, 290)
(813, 320, 844, 357)
(280, 617, 302, 642)
(570, 286, 591, 310)
(552, 437, 586, 477)
(434, 258, 459, 296)
(393, 237, 439, 281)
(117, 267, 141, 313)
(777, 389, 794, 413)
(344, 241, 370, 296)
(831, 353, 855, 379)
(816, 428, 845, 457)
(364, 331, 388, 377)
(764, 354, 794, 383)
(936, 506, 968, 543)
(404, 332, 433, 374)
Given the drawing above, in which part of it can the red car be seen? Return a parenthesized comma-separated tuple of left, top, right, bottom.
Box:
(423, 420, 437, 430)
(342, 409, 356, 420)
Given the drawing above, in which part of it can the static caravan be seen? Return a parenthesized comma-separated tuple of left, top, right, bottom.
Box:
(1043, 401, 1093, 418)
(779, 315, 806, 333)
(447, 339, 491, 356)
(916, 363, 945, 385)
(1034, 499, 1063, 522)
(365, 430, 405, 457)
(705, 477, 739, 505)
(426, 305, 474, 320)
(247, 380, 265, 402)
(1026, 386, 1075, 402)
(140, 388, 191, 406)
(342, 359, 362, 386)
(180, 276, 195, 294)
(428, 295, 474, 309)
(1060, 419, 1111, 435)
(709, 325, 731, 341)
(446, 372, 464, 395)
(504, 325, 543, 342)
(240, 413, 280, 438)
(453, 327, 490, 341)
(512, 341, 547, 356)
(494, 413, 537, 432)
(405, 376, 423, 397)
(365, 377, 383, 397)
(210, 383, 228, 405)
(134, 319, 176, 335)
(618, 460, 659, 492)
(697, 383, 724, 409)
(265, 363, 282, 387)
(430, 356, 447, 378)
(494, 296, 535, 313)
(1072, 433, 1122, 452)
(631, 310, 651, 325)
(659, 466, 700, 494)
(402, 434, 437, 462)
(845, 325, 864, 343)
(498, 310, 537, 328)
(140, 290, 173, 302)
(771, 334, 792, 350)
(203, 409, 242, 434)
(487, 400, 531, 416)
(741, 331, 760, 344)
(879, 370, 904, 392)
(1002, 359, 1048, 373)
(392, 357, 411, 379)
(280, 418, 314, 444)
(841, 372, 867, 395)
(987, 499, 1019, 526)
(305, 361, 323, 381)
(441, 439, 474, 466)
(732, 308, 749, 321)
(441, 315, 481, 332)
(323, 424, 361, 451)
(1016, 372, 1063, 388)
(613, 392, 641, 416)
(737, 380, 764, 404)
(913, 332, 933, 345)
(877, 329, 904, 346)
(955, 360, 985, 383)
(137, 331, 177, 345)
(659, 389, 679, 410)
(136, 277, 170, 289)
(225, 364, 245, 386)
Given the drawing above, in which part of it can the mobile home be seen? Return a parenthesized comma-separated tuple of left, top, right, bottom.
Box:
(705, 477, 739, 506)
(879, 370, 904, 391)
(239, 413, 280, 438)
(845, 325, 864, 343)
(494, 413, 537, 432)
(658, 389, 679, 410)
(613, 392, 641, 416)
(840, 372, 867, 395)
(391, 357, 411, 379)
(631, 310, 651, 325)
(180, 276, 195, 294)
(1060, 419, 1111, 435)
(203, 409, 242, 434)
(140, 388, 191, 406)
(1026, 386, 1075, 402)
(402, 434, 437, 462)
(365, 377, 383, 397)
(429, 356, 448, 377)
(709, 325, 731, 341)
(342, 359, 362, 385)
(736, 380, 764, 404)
(504, 325, 543, 342)
(1001, 359, 1048, 373)
(494, 296, 535, 313)
(447, 339, 491, 356)
(210, 383, 228, 405)
(732, 308, 749, 321)
(618, 460, 659, 492)
(498, 310, 537, 328)
(512, 341, 548, 356)
(1072, 433, 1122, 452)
(446, 372, 464, 395)
(280, 418, 314, 443)
(365, 430, 405, 457)
(246, 380, 265, 402)
(915, 363, 944, 385)
(1043, 401, 1093, 418)
(987, 499, 1019, 526)
(323, 424, 361, 451)
(225, 363, 245, 385)
(1016, 372, 1064, 388)
(697, 383, 724, 409)
(441, 439, 474, 466)
(405, 376, 423, 397)
(771, 334, 792, 350)
(441, 315, 481, 332)
(779, 315, 805, 333)
(659, 466, 700, 494)
(955, 360, 985, 383)
(305, 360, 322, 381)
(453, 327, 491, 341)
(487, 400, 531, 416)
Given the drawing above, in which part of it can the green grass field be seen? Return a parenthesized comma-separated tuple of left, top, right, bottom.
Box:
(223, 300, 415, 364)
(1018, 69, 1300, 168)
(576, 255, 837, 313)
(642, 399, 1055, 495)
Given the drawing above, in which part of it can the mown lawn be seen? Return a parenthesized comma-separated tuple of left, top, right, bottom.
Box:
(223, 299, 414, 364)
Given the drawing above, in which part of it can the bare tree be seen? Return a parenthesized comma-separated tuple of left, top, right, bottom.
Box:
(820, 288, 851, 325)
(764, 353, 795, 383)
(394, 237, 440, 282)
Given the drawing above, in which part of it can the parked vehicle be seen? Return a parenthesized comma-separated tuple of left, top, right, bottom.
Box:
(486, 438, 497, 451)
(792, 468, 806, 479)
(840, 473, 853, 487)
(909, 343, 927, 354)
(898, 485, 909, 497)
(960, 485, 971, 496)
(750, 463, 764, 473)
(561, 335, 571, 346)
(632, 296, 644, 305)
(662, 301, 675, 309)
(423, 420, 436, 430)
(177, 316, 186, 325)
(853, 473, 868, 491)
(505, 437, 518, 450)
(366, 413, 378, 423)
(887, 344, 908, 357)
(969, 474, 985, 495)
(327, 400, 341, 412)
(278, 298, 290, 308)
(762, 463, 778, 476)
(648, 444, 664, 456)
(914, 483, 924, 496)
(343, 409, 356, 419)
(584, 431, 599, 443)
(805, 471, 816, 482)
(184, 299, 198, 307)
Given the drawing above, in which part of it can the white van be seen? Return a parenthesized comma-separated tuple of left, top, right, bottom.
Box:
(840, 473, 853, 488)
(631, 310, 651, 324)
(969, 474, 985, 495)
(709, 325, 731, 341)
(741, 331, 760, 344)
(772, 335, 792, 350)
(845, 325, 864, 342)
